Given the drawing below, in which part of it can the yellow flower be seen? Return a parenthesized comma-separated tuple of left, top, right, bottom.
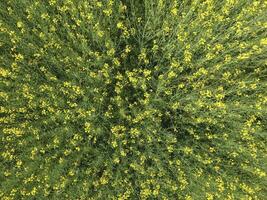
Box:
(168, 71, 176, 79)
(260, 38, 267, 45)
(117, 22, 124, 29)
(171, 8, 178, 16)
(17, 21, 23, 28)
(183, 146, 193, 155)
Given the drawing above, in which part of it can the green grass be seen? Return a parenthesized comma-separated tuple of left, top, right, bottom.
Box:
(1, 0, 267, 199)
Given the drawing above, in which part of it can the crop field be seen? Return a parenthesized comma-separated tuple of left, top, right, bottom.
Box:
(0, 0, 267, 199)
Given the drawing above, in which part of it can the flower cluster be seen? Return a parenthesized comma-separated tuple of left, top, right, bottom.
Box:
(0, 0, 267, 199)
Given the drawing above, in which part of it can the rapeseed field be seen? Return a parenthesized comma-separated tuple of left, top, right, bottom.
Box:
(1, 0, 267, 199)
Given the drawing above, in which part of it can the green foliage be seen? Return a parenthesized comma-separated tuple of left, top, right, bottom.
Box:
(1, 0, 267, 199)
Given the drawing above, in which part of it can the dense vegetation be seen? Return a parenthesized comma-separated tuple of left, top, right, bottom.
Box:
(1, 0, 267, 199)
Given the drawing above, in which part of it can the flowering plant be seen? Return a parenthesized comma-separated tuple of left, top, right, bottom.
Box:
(1, 0, 266, 199)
